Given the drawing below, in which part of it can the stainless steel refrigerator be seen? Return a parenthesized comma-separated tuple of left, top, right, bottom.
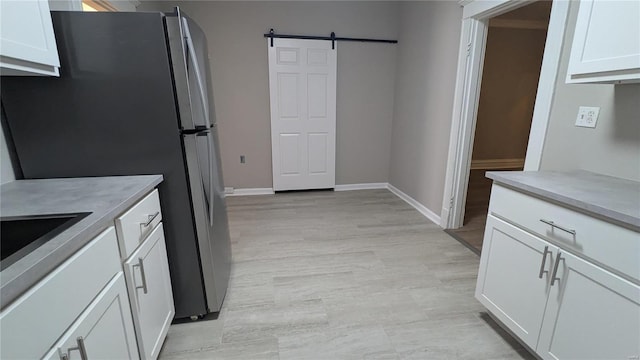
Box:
(1, 8, 231, 319)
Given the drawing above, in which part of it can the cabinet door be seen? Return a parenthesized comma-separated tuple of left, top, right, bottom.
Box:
(124, 223, 175, 360)
(476, 215, 557, 349)
(43, 273, 139, 360)
(0, 0, 60, 76)
(537, 250, 640, 360)
(567, 0, 640, 83)
(1, 227, 121, 360)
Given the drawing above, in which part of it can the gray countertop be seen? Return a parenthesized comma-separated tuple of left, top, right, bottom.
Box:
(486, 170, 640, 231)
(0, 175, 163, 309)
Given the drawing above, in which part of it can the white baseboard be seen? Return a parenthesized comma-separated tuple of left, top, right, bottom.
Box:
(387, 184, 441, 226)
(470, 158, 524, 170)
(334, 182, 389, 191)
(228, 183, 387, 195)
(226, 184, 441, 228)
(225, 187, 274, 196)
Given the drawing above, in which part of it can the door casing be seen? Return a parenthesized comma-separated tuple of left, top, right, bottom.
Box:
(440, 0, 571, 229)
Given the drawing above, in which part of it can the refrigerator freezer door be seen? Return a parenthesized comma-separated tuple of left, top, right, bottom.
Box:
(165, 15, 195, 131)
(166, 13, 212, 131)
(182, 17, 211, 128)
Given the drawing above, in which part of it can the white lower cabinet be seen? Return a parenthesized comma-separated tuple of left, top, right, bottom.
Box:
(537, 250, 640, 360)
(475, 216, 557, 349)
(477, 184, 640, 359)
(44, 273, 139, 360)
(1, 189, 174, 360)
(0, 227, 136, 359)
(124, 223, 175, 360)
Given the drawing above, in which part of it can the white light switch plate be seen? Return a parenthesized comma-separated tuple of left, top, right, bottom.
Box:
(575, 106, 600, 128)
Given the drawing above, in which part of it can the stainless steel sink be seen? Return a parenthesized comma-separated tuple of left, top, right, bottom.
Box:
(1, 212, 91, 270)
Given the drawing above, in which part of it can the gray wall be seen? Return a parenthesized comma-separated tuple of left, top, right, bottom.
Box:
(472, 26, 547, 162)
(388, 1, 463, 215)
(139, 1, 399, 188)
(540, 1, 640, 181)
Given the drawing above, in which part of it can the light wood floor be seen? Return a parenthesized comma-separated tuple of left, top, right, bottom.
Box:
(159, 189, 532, 359)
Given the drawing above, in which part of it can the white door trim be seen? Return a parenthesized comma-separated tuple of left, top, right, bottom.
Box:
(440, 0, 570, 229)
(523, 0, 571, 171)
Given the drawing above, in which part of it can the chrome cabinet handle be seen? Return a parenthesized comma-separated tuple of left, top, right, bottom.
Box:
(133, 257, 148, 294)
(550, 252, 563, 286)
(140, 211, 160, 228)
(540, 219, 576, 236)
(60, 336, 88, 360)
(538, 246, 551, 279)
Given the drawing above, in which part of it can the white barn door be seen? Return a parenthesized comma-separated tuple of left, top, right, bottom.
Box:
(268, 38, 337, 191)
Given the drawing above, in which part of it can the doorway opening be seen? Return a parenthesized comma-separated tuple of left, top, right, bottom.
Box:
(446, 1, 552, 254)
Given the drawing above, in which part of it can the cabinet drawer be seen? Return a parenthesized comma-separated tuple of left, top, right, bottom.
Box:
(0, 227, 121, 359)
(489, 184, 640, 281)
(116, 189, 162, 259)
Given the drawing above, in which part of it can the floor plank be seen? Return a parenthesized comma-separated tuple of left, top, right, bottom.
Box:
(159, 189, 533, 359)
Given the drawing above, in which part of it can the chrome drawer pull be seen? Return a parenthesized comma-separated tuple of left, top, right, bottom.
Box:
(551, 252, 563, 286)
(540, 219, 576, 236)
(538, 246, 551, 279)
(133, 257, 148, 294)
(60, 336, 88, 360)
(140, 211, 160, 228)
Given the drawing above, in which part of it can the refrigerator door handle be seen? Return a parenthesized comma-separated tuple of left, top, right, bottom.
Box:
(206, 131, 215, 226)
(182, 17, 211, 128)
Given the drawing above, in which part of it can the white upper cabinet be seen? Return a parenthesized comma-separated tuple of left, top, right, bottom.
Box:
(566, 0, 640, 84)
(0, 0, 60, 76)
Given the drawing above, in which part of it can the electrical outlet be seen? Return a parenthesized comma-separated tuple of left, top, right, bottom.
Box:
(240, 155, 246, 164)
(575, 106, 600, 128)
